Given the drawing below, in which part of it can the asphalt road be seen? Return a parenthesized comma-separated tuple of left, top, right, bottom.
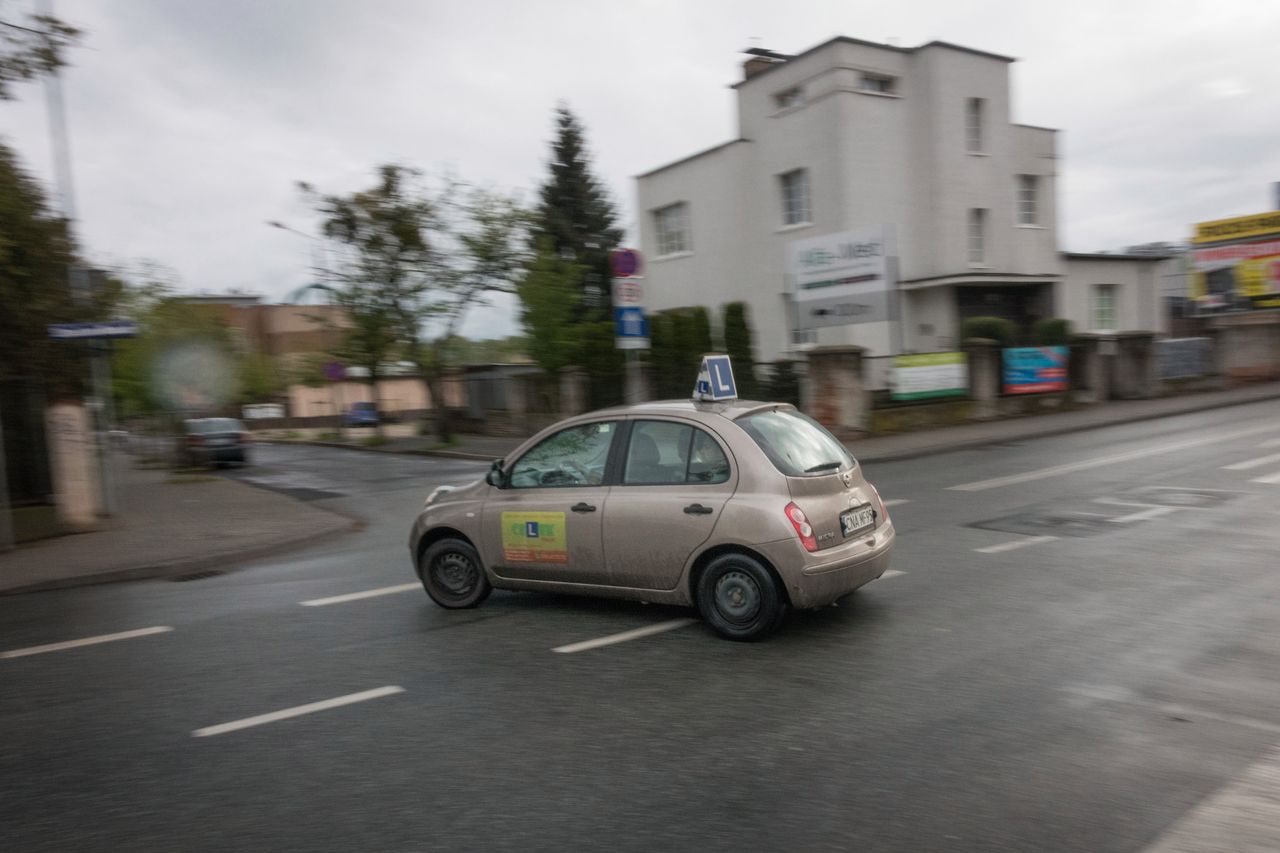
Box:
(3, 403, 1280, 852)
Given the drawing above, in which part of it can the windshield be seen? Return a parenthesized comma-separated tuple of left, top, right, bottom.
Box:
(737, 409, 855, 477)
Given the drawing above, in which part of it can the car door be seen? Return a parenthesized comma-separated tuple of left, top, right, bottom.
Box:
(602, 419, 736, 591)
(481, 419, 620, 585)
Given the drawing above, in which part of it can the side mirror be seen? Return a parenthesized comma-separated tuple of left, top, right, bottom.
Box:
(485, 459, 506, 488)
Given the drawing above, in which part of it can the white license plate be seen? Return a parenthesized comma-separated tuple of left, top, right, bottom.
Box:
(840, 505, 875, 537)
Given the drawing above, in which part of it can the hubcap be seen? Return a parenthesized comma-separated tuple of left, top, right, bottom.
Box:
(432, 551, 478, 597)
(714, 570, 761, 624)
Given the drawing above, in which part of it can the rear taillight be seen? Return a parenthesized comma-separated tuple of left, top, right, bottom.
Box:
(785, 502, 818, 552)
(185, 435, 204, 446)
(868, 484, 888, 526)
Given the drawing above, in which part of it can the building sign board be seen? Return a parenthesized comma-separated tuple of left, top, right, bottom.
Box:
(1190, 211, 1280, 313)
(789, 226, 894, 330)
(48, 320, 139, 340)
(1002, 346, 1069, 395)
(891, 352, 968, 401)
(1192, 211, 1280, 245)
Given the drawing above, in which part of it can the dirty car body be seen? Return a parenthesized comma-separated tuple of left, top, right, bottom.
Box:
(408, 400, 895, 640)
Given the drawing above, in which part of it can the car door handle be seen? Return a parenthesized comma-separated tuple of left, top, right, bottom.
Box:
(570, 502, 596, 513)
(683, 504, 714, 515)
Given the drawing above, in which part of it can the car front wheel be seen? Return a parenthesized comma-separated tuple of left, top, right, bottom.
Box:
(419, 538, 492, 609)
(696, 553, 787, 641)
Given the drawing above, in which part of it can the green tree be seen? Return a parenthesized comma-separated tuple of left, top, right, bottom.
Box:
(0, 5, 80, 101)
(302, 167, 528, 441)
(527, 104, 622, 322)
(0, 142, 84, 401)
(519, 238, 584, 374)
(722, 301, 758, 397)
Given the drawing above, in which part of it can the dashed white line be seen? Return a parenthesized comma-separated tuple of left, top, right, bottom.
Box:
(880, 569, 907, 579)
(552, 618, 698, 654)
(300, 583, 420, 607)
(0, 626, 174, 660)
(975, 535, 1058, 554)
(1251, 470, 1280, 485)
(1109, 505, 1179, 523)
(883, 499, 911, 507)
(1140, 746, 1280, 853)
(949, 422, 1280, 492)
(192, 686, 405, 737)
(1258, 437, 1280, 449)
(1223, 451, 1280, 471)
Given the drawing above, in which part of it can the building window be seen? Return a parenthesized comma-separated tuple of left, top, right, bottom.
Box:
(653, 202, 690, 256)
(774, 87, 804, 110)
(966, 97, 985, 152)
(968, 208, 986, 264)
(779, 169, 811, 226)
(1017, 175, 1039, 225)
(858, 73, 896, 95)
(1092, 284, 1117, 331)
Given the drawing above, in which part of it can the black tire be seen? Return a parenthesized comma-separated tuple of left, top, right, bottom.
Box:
(419, 537, 492, 609)
(695, 553, 787, 641)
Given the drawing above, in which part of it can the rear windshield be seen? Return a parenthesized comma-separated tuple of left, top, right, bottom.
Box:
(189, 418, 243, 434)
(737, 409, 855, 477)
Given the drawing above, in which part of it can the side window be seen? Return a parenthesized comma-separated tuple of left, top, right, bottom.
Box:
(508, 421, 617, 489)
(624, 421, 731, 486)
(688, 429, 730, 484)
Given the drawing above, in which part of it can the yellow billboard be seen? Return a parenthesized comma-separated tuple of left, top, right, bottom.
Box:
(1193, 211, 1280, 245)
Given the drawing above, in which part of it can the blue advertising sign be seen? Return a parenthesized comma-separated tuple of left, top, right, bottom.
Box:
(614, 305, 649, 350)
(1002, 346, 1069, 394)
(693, 355, 737, 401)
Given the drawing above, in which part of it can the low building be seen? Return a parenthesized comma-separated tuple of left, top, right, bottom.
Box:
(635, 36, 1168, 363)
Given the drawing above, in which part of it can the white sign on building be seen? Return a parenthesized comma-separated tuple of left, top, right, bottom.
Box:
(789, 225, 895, 330)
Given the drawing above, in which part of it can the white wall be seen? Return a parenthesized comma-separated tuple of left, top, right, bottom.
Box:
(1059, 256, 1163, 334)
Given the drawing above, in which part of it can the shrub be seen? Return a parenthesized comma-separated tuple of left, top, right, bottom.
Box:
(1032, 317, 1073, 346)
(762, 360, 802, 407)
(722, 302, 758, 398)
(960, 316, 1017, 347)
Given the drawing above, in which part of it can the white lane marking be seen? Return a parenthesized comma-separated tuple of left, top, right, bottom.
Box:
(1140, 746, 1280, 853)
(1251, 470, 1280, 485)
(1110, 505, 1180, 523)
(1259, 437, 1280, 449)
(300, 583, 420, 607)
(1, 626, 173, 660)
(192, 686, 405, 737)
(880, 569, 907, 579)
(949, 422, 1280, 492)
(1094, 496, 1165, 509)
(1062, 685, 1280, 736)
(552, 618, 698, 654)
(883, 499, 911, 507)
(975, 535, 1058, 554)
(1223, 451, 1280, 471)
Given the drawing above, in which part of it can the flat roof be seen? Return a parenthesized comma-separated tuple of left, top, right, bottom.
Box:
(1063, 252, 1175, 261)
(634, 138, 749, 180)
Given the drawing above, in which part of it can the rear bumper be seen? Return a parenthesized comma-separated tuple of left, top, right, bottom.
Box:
(757, 522, 895, 608)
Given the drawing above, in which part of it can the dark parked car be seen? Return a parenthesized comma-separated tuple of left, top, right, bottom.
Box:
(181, 418, 250, 467)
(343, 401, 379, 427)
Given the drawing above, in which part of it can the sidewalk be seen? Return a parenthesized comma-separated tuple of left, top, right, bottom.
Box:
(274, 381, 1280, 464)
(0, 456, 356, 595)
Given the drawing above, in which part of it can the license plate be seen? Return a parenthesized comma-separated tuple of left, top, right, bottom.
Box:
(840, 505, 875, 537)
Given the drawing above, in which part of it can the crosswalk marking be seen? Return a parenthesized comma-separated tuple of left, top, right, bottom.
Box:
(1250, 470, 1280, 485)
(1223, 452, 1280, 471)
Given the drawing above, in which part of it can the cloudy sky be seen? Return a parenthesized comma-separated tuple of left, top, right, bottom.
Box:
(3, 0, 1278, 338)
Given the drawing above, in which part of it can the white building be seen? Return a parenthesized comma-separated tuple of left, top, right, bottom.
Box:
(635, 37, 1168, 366)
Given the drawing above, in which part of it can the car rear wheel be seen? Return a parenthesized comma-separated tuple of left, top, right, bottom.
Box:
(419, 538, 492, 609)
(696, 553, 787, 641)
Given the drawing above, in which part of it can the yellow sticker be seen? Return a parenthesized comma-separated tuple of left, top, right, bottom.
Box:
(501, 512, 567, 564)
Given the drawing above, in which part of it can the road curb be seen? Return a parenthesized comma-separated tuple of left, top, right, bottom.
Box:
(0, 511, 363, 597)
(853, 387, 1280, 463)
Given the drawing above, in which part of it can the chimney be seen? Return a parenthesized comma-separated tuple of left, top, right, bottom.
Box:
(742, 47, 790, 81)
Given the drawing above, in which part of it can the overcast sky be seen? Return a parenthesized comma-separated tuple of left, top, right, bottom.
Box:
(3, 0, 1278, 339)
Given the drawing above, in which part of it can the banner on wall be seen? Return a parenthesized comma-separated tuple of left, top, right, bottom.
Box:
(891, 352, 968, 401)
(1002, 347, 1069, 395)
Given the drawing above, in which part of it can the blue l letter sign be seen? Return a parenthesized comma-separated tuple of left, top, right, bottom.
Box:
(692, 355, 737, 401)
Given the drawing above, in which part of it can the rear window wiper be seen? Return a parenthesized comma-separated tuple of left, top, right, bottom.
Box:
(804, 461, 843, 473)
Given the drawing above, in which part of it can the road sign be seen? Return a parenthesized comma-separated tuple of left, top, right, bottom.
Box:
(610, 248, 643, 278)
(324, 361, 346, 382)
(612, 278, 644, 307)
(693, 355, 737, 401)
(47, 320, 140, 340)
(615, 305, 650, 350)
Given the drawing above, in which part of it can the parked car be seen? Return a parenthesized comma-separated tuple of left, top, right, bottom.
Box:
(181, 418, 251, 467)
(408, 400, 895, 641)
(343, 401, 379, 428)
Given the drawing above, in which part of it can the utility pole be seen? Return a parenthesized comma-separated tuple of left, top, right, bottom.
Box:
(36, 0, 115, 515)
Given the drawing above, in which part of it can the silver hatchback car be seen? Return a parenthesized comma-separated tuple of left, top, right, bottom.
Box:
(408, 400, 895, 640)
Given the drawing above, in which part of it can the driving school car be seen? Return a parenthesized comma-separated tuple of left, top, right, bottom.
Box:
(408, 379, 895, 641)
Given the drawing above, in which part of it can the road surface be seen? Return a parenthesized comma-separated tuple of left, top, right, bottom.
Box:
(3, 402, 1280, 852)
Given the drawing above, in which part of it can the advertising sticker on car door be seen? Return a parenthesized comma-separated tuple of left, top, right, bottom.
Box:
(501, 512, 568, 563)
